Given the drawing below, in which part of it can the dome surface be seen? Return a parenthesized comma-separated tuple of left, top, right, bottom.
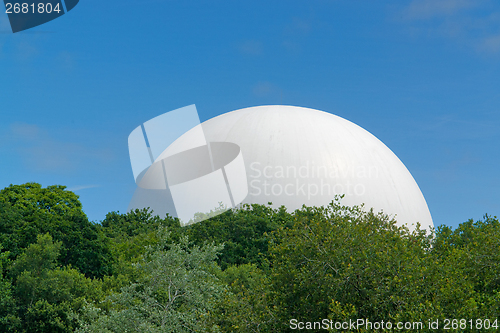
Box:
(129, 105, 433, 230)
(199, 105, 433, 230)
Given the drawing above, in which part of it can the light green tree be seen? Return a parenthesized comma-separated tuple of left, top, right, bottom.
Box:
(75, 230, 226, 333)
(213, 263, 275, 333)
(10, 234, 104, 333)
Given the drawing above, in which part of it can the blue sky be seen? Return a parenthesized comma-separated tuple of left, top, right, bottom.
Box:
(0, 0, 499, 229)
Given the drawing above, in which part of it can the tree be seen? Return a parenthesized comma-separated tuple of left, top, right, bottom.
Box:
(100, 203, 293, 273)
(183, 203, 293, 270)
(213, 263, 275, 333)
(75, 229, 226, 333)
(433, 215, 500, 320)
(0, 183, 113, 278)
(265, 199, 469, 332)
(0, 248, 19, 331)
(9, 234, 104, 333)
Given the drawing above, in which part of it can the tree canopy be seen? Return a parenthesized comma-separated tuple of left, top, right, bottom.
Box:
(0, 183, 498, 332)
(0, 183, 112, 279)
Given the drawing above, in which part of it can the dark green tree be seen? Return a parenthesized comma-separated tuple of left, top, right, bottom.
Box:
(183, 203, 293, 270)
(0, 183, 112, 278)
(0, 248, 19, 331)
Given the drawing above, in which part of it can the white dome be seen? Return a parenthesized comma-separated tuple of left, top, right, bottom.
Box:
(129, 105, 433, 231)
(200, 105, 433, 230)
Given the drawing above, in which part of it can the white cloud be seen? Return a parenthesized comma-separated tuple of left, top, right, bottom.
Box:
(16, 41, 39, 61)
(2, 123, 114, 173)
(403, 0, 475, 20)
(58, 51, 76, 71)
(66, 184, 101, 192)
(416, 114, 500, 140)
(479, 34, 500, 53)
(285, 17, 312, 35)
(281, 17, 313, 54)
(397, 0, 500, 54)
(9, 123, 40, 140)
(238, 40, 263, 56)
(253, 81, 281, 98)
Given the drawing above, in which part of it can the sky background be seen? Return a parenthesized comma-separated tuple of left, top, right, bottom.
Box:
(0, 0, 499, 229)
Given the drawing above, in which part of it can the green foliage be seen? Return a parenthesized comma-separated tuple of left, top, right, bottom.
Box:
(0, 183, 82, 216)
(11, 233, 61, 277)
(256, 202, 500, 332)
(75, 230, 225, 333)
(433, 214, 500, 322)
(99, 203, 292, 275)
(24, 300, 73, 333)
(0, 249, 19, 331)
(100, 209, 179, 239)
(0, 183, 112, 279)
(8, 234, 104, 333)
(1, 183, 500, 333)
(183, 204, 293, 270)
(214, 264, 274, 332)
(98, 209, 181, 289)
(434, 215, 500, 294)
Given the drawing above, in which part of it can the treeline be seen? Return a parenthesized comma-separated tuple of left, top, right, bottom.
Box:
(0, 183, 499, 332)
